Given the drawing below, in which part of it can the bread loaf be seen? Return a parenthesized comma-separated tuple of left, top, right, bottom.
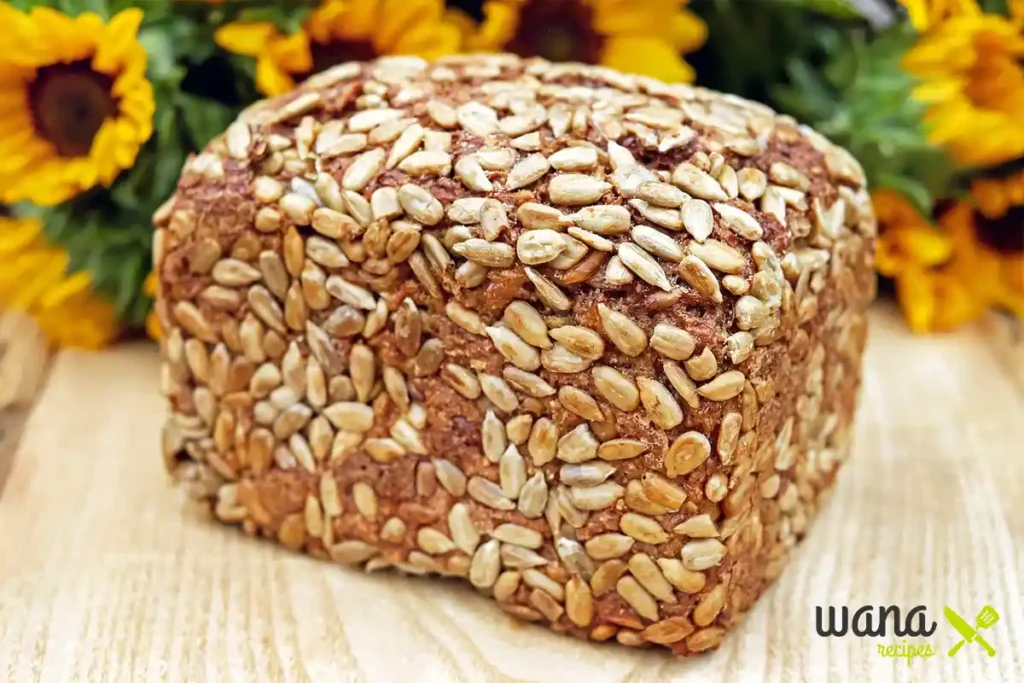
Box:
(154, 53, 876, 655)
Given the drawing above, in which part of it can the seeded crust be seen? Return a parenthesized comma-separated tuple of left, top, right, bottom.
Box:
(154, 54, 876, 655)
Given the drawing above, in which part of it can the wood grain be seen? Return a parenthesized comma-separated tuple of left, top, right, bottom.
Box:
(0, 305, 1020, 683)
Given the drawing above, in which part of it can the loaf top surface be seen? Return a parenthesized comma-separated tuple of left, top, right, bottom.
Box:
(155, 51, 875, 499)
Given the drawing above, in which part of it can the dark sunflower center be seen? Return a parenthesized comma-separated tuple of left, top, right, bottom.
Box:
(975, 206, 1024, 255)
(28, 60, 116, 158)
(309, 40, 378, 75)
(507, 0, 602, 65)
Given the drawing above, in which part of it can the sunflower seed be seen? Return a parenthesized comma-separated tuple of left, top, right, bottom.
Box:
(246, 287, 286, 333)
(506, 153, 550, 190)
(499, 112, 545, 137)
(503, 546, 549, 570)
(567, 226, 614, 252)
(641, 473, 687, 510)
(516, 229, 566, 265)
(517, 472, 549, 519)
(734, 295, 769, 330)
(351, 482, 378, 520)
(493, 572, 522, 602)
(713, 203, 763, 240)
(637, 181, 687, 208)
(617, 243, 671, 291)
(253, 176, 284, 204)
(426, 99, 457, 128)
(541, 343, 591, 374)
(590, 365, 639, 412)
(673, 514, 719, 539)
(476, 409, 507, 464)
(596, 439, 647, 462)
(504, 366, 555, 398)
(628, 553, 676, 604)
(604, 255, 634, 285)
(549, 326, 604, 360)
(677, 254, 723, 303)
(434, 458, 467, 496)
(548, 146, 599, 171)
(681, 539, 727, 571)
(557, 386, 603, 421)
(523, 267, 570, 311)
(559, 461, 616, 487)
(528, 417, 558, 466)
(447, 157, 493, 196)
(340, 149, 385, 191)
(391, 185, 440, 227)
(630, 198, 683, 230)
(548, 174, 611, 205)
(616, 576, 659, 621)
(398, 150, 452, 176)
(325, 276, 375, 310)
(469, 539, 501, 588)
(467, 476, 515, 510)
(518, 202, 569, 230)
(475, 147, 516, 170)
(485, 326, 541, 371)
(616, 513, 668, 545)
(321, 402, 374, 433)
(499, 445, 527, 499)
(672, 163, 727, 201)
(570, 482, 625, 510)
(738, 167, 767, 200)
(457, 101, 499, 136)
(769, 161, 810, 190)
(562, 576, 594, 627)
(523, 568, 565, 601)
(511, 132, 542, 150)
(490, 523, 542, 550)
(571, 205, 631, 235)
(683, 347, 717, 381)
(417, 527, 456, 556)
(442, 503, 479, 555)
(582, 534, 633, 563)
(329, 540, 378, 565)
(698, 370, 746, 401)
(689, 239, 746, 274)
(451, 238, 513, 268)
(348, 108, 402, 132)
(665, 431, 711, 477)
(657, 559, 705, 594)
(631, 225, 684, 262)
(597, 303, 648, 356)
(556, 424, 599, 463)
(634, 379, 682, 432)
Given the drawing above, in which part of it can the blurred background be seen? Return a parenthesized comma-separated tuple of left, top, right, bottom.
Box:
(0, 0, 1020, 364)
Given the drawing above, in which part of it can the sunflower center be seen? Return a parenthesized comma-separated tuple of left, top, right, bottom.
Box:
(975, 206, 1024, 255)
(309, 40, 378, 76)
(507, 0, 603, 65)
(28, 61, 117, 158)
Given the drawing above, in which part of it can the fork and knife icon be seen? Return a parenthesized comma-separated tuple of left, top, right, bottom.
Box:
(944, 605, 999, 657)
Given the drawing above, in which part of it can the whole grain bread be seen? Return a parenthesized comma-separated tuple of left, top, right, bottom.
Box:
(154, 53, 876, 655)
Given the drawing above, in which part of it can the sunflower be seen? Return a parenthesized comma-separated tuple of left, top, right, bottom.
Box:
(899, 0, 980, 32)
(216, 0, 463, 97)
(0, 215, 119, 349)
(903, 0, 1024, 167)
(873, 185, 1024, 332)
(0, 6, 154, 206)
(466, 0, 706, 83)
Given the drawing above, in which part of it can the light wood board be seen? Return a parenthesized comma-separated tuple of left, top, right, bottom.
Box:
(0, 306, 1021, 683)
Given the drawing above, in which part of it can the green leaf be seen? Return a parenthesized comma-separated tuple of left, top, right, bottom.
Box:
(53, 0, 110, 19)
(178, 92, 237, 150)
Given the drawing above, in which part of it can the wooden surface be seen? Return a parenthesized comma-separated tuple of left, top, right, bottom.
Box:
(0, 312, 49, 495)
(0, 305, 1021, 683)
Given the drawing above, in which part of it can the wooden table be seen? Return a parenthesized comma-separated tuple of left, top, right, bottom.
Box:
(0, 306, 1020, 683)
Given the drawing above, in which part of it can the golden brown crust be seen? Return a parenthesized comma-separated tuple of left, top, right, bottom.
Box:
(154, 54, 876, 655)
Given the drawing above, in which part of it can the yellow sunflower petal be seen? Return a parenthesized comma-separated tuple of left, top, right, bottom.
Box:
(92, 8, 144, 75)
(592, 0, 668, 36)
(270, 32, 313, 74)
(376, 0, 444, 52)
(601, 36, 695, 83)
(256, 56, 297, 97)
(333, 0, 381, 41)
(468, 0, 521, 51)
(393, 21, 463, 59)
(215, 22, 281, 57)
(895, 267, 939, 333)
